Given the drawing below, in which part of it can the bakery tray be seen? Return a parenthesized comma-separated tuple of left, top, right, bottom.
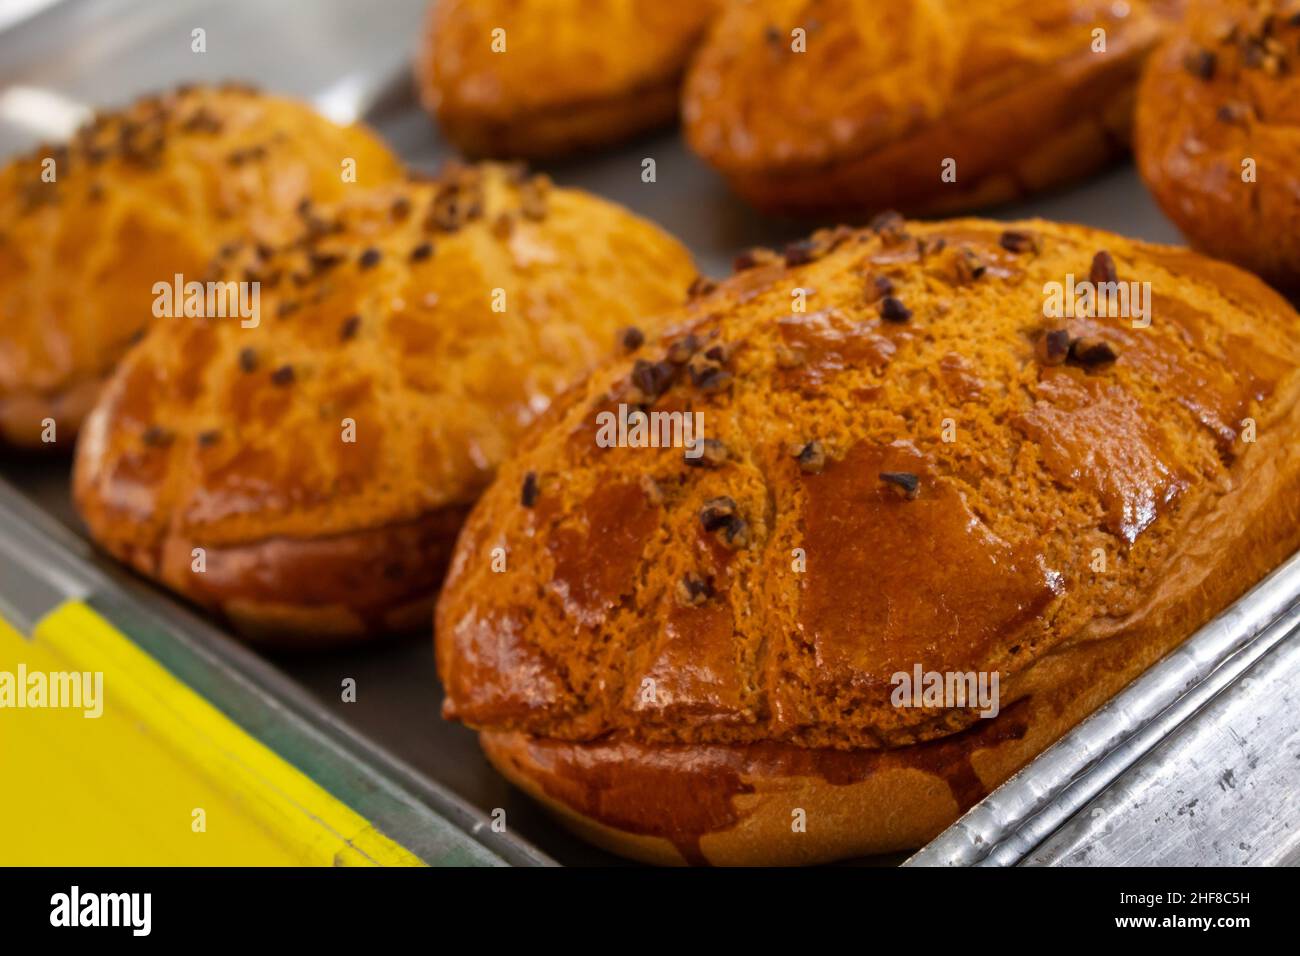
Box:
(3, 0, 1300, 867)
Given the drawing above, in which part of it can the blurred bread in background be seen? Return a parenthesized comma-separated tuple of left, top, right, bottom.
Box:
(419, 0, 720, 158)
(1136, 0, 1300, 294)
(0, 84, 403, 449)
(684, 0, 1185, 217)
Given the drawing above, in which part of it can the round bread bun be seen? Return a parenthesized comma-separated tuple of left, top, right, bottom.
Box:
(418, 0, 720, 158)
(683, 0, 1184, 217)
(1135, 0, 1300, 293)
(0, 84, 403, 450)
(435, 216, 1300, 864)
(73, 163, 698, 644)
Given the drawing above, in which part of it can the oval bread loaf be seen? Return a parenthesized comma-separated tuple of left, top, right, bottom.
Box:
(1136, 0, 1300, 293)
(436, 215, 1300, 864)
(0, 85, 403, 448)
(73, 164, 698, 643)
(684, 0, 1185, 216)
(419, 0, 720, 158)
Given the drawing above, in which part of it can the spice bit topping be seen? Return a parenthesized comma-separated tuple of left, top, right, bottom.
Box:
(425, 178, 485, 232)
(687, 275, 718, 299)
(197, 429, 221, 448)
(675, 572, 714, 607)
(1184, 48, 1217, 80)
(666, 333, 701, 365)
(718, 514, 750, 549)
(688, 358, 733, 394)
(732, 247, 779, 272)
(340, 315, 362, 341)
(1034, 329, 1066, 366)
(308, 250, 343, 273)
(390, 196, 412, 221)
(699, 496, 738, 531)
(1069, 336, 1119, 368)
(1035, 328, 1071, 366)
(271, 364, 296, 387)
(796, 440, 826, 474)
(880, 296, 913, 323)
(358, 247, 382, 270)
(1216, 100, 1252, 125)
(520, 471, 539, 508)
(783, 239, 818, 266)
(916, 236, 947, 258)
(999, 230, 1038, 255)
(879, 471, 920, 500)
(1089, 250, 1119, 285)
(410, 242, 434, 263)
(868, 210, 908, 245)
(685, 438, 729, 469)
(954, 247, 987, 284)
(238, 347, 258, 373)
(620, 326, 645, 352)
(631, 359, 676, 402)
(865, 273, 894, 303)
(141, 425, 174, 448)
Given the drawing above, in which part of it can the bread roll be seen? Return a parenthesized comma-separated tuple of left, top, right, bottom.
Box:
(1136, 0, 1300, 293)
(73, 164, 698, 643)
(684, 0, 1184, 216)
(419, 0, 720, 158)
(436, 215, 1300, 864)
(0, 84, 403, 449)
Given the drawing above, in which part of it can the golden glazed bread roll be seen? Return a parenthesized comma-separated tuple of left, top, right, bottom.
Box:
(73, 164, 698, 643)
(419, 0, 721, 158)
(436, 216, 1300, 865)
(0, 84, 403, 449)
(1136, 0, 1300, 293)
(683, 0, 1185, 217)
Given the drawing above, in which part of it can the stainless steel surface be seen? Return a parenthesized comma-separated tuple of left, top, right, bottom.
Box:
(1025, 617, 1300, 866)
(0, 0, 1295, 866)
(907, 550, 1300, 866)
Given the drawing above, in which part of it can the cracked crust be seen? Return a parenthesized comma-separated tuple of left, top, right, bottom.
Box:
(436, 215, 1300, 863)
(0, 84, 403, 450)
(1136, 0, 1300, 293)
(419, 0, 720, 158)
(683, 0, 1185, 216)
(73, 164, 697, 642)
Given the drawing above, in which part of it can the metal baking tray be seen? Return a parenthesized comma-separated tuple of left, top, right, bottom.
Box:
(3, 0, 1298, 866)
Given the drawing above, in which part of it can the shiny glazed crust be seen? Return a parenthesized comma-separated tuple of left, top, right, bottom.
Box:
(1135, 0, 1300, 293)
(419, 0, 720, 158)
(436, 216, 1300, 863)
(683, 0, 1185, 216)
(0, 85, 404, 449)
(73, 164, 698, 643)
